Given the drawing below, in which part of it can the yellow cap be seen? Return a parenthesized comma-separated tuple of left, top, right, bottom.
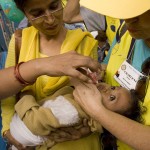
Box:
(80, 0, 150, 19)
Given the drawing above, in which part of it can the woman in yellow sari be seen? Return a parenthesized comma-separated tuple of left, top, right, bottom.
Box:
(1, 0, 100, 150)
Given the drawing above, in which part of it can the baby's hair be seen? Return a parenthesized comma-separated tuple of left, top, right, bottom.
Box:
(123, 89, 146, 123)
(101, 89, 146, 150)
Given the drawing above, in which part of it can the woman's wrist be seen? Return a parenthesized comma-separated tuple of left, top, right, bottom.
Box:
(14, 62, 36, 85)
(34, 58, 50, 76)
(91, 104, 107, 122)
(17, 57, 54, 84)
(35, 57, 57, 77)
(18, 60, 40, 84)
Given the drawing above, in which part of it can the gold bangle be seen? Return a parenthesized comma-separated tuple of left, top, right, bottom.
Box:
(14, 62, 35, 85)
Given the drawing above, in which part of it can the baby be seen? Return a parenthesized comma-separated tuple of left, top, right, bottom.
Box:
(9, 82, 142, 149)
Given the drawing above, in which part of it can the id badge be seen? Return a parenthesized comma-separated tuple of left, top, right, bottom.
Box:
(114, 60, 145, 90)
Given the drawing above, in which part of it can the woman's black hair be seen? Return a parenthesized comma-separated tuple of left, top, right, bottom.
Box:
(95, 30, 107, 42)
(101, 89, 146, 150)
(14, 0, 64, 13)
(13, 0, 26, 12)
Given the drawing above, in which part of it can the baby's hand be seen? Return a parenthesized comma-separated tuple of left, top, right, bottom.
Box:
(3, 130, 26, 150)
(47, 119, 91, 143)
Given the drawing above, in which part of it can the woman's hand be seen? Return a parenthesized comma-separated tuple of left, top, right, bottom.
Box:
(37, 51, 101, 83)
(4, 130, 26, 150)
(71, 78, 103, 118)
(47, 119, 91, 143)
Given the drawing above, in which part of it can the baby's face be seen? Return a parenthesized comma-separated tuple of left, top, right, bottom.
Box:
(97, 83, 132, 114)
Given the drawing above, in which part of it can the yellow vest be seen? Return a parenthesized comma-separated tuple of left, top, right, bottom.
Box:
(105, 16, 122, 45)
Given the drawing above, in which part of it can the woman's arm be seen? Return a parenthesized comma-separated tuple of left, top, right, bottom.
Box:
(0, 51, 100, 99)
(72, 79, 150, 150)
(63, 0, 83, 23)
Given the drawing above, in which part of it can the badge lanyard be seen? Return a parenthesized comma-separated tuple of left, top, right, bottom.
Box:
(126, 38, 136, 64)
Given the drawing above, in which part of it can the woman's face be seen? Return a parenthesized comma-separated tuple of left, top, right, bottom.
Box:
(125, 10, 150, 40)
(24, 0, 63, 36)
(97, 83, 132, 114)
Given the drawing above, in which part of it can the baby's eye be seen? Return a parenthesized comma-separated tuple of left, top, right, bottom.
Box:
(110, 95, 116, 101)
(111, 86, 115, 90)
